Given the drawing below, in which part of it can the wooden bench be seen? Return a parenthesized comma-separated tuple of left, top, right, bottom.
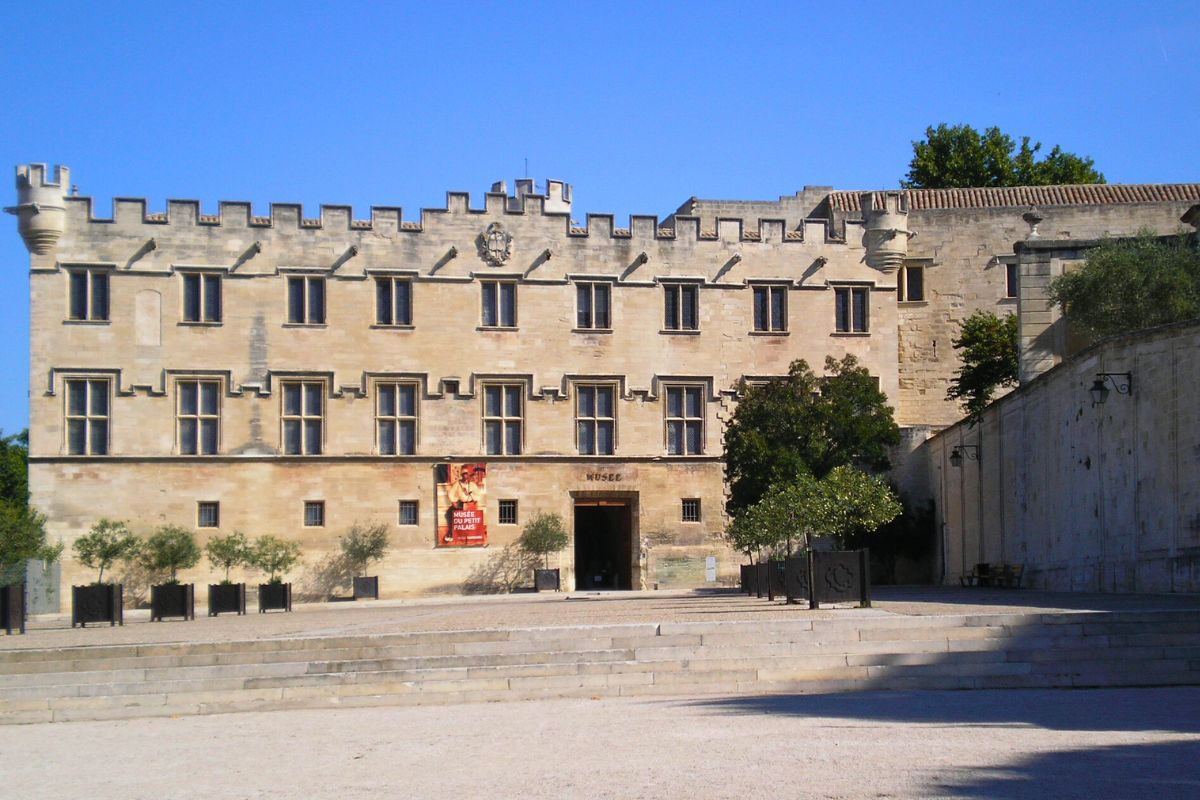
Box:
(961, 562, 1024, 588)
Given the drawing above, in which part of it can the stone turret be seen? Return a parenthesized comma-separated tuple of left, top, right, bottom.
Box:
(8, 164, 70, 255)
(860, 190, 912, 273)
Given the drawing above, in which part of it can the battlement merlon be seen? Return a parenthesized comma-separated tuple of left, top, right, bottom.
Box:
(37, 167, 861, 247)
(7, 163, 71, 255)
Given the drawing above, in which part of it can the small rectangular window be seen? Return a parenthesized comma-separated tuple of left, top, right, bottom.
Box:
(663, 283, 699, 331)
(834, 287, 870, 333)
(177, 380, 220, 455)
(287, 276, 326, 324)
(375, 277, 413, 326)
(576, 282, 612, 330)
(665, 386, 704, 455)
(681, 498, 701, 523)
(498, 499, 518, 525)
(576, 384, 616, 455)
(304, 500, 325, 527)
(197, 501, 220, 528)
(481, 281, 517, 328)
(282, 381, 324, 455)
(898, 266, 924, 302)
(1006, 262, 1019, 298)
(483, 384, 523, 455)
(398, 500, 419, 526)
(68, 269, 110, 322)
(64, 378, 109, 455)
(182, 273, 222, 322)
(752, 285, 787, 331)
(376, 382, 418, 455)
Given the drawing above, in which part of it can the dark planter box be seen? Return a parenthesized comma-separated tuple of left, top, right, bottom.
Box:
(208, 583, 246, 616)
(151, 583, 195, 621)
(258, 582, 292, 613)
(2, 582, 25, 634)
(810, 549, 872, 609)
(72, 583, 123, 627)
(352, 576, 379, 600)
(534, 568, 560, 592)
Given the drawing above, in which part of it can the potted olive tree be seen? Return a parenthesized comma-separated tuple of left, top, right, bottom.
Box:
(205, 530, 250, 616)
(71, 518, 140, 627)
(251, 535, 301, 612)
(340, 522, 389, 600)
(143, 525, 201, 621)
(1, 504, 62, 634)
(519, 512, 569, 592)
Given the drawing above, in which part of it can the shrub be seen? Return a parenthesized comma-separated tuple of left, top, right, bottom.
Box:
(250, 535, 301, 584)
(72, 519, 141, 584)
(339, 522, 390, 577)
(204, 530, 251, 584)
(518, 513, 569, 569)
(141, 525, 202, 584)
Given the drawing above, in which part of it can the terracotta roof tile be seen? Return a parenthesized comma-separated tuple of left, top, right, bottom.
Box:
(830, 184, 1200, 213)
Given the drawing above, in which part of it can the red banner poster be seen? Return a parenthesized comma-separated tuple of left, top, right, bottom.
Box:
(435, 463, 488, 547)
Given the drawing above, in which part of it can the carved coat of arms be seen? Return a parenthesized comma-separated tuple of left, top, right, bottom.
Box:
(479, 222, 513, 266)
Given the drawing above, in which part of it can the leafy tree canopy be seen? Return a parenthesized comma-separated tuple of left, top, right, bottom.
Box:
(1048, 232, 1200, 339)
(0, 430, 61, 586)
(518, 512, 569, 569)
(73, 519, 141, 584)
(0, 430, 29, 507)
(724, 467, 901, 562)
(249, 535, 301, 584)
(339, 522, 390, 576)
(140, 524, 201, 583)
(947, 311, 1019, 421)
(803, 465, 902, 548)
(724, 355, 899, 514)
(903, 124, 1104, 189)
(205, 530, 251, 583)
(0, 505, 62, 586)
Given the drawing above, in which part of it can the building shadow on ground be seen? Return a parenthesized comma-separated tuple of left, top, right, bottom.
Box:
(930, 740, 1200, 799)
(691, 687, 1200, 733)
(692, 688, 1200, 798)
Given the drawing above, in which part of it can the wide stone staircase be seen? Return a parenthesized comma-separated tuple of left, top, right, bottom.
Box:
(3, 609, 1198, 724)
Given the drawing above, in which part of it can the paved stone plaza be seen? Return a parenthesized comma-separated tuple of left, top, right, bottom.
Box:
(6, 586, 1200, 651)
(2, 686, 1198, 799)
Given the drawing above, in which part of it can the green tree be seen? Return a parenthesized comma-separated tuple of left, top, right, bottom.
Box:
(518, 513, 569, 569)
(250, 535, 302, 584)
(140, 525, 201, 584)
(947, 311, 1019, 421)
(1048, 232, 1200, 339)
(723, 355, 899, 514)
(204, 530, 250, 583)
(803, 465, 903, 548)
(903, 124, 1104, 189)
(338, 522, 390, 577)
(723, 504, 776, 564)
(0, 505, 62, 587)
(73, 519, 141, 584)
(0, 430, 62, 586)
(0, 430, 29, 506)
(750, 473, 823, 557)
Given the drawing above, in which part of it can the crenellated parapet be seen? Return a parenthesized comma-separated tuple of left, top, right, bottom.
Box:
(38, 166, 859, 249)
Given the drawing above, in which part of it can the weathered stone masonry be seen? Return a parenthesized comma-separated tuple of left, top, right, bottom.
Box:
(12, 164, 1200, 605)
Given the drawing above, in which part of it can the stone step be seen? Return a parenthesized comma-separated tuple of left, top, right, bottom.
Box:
(4, 610, 1198, 724)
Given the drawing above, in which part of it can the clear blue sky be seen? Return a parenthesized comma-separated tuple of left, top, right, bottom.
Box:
(2, 1, 1198, 436)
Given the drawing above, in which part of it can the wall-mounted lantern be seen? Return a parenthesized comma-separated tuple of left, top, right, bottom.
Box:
(949, 445, 980, 468)
(1089, 372, 1132, 406)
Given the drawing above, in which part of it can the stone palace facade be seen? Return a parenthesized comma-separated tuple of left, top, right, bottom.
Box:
(11, 164, 1200, 602)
